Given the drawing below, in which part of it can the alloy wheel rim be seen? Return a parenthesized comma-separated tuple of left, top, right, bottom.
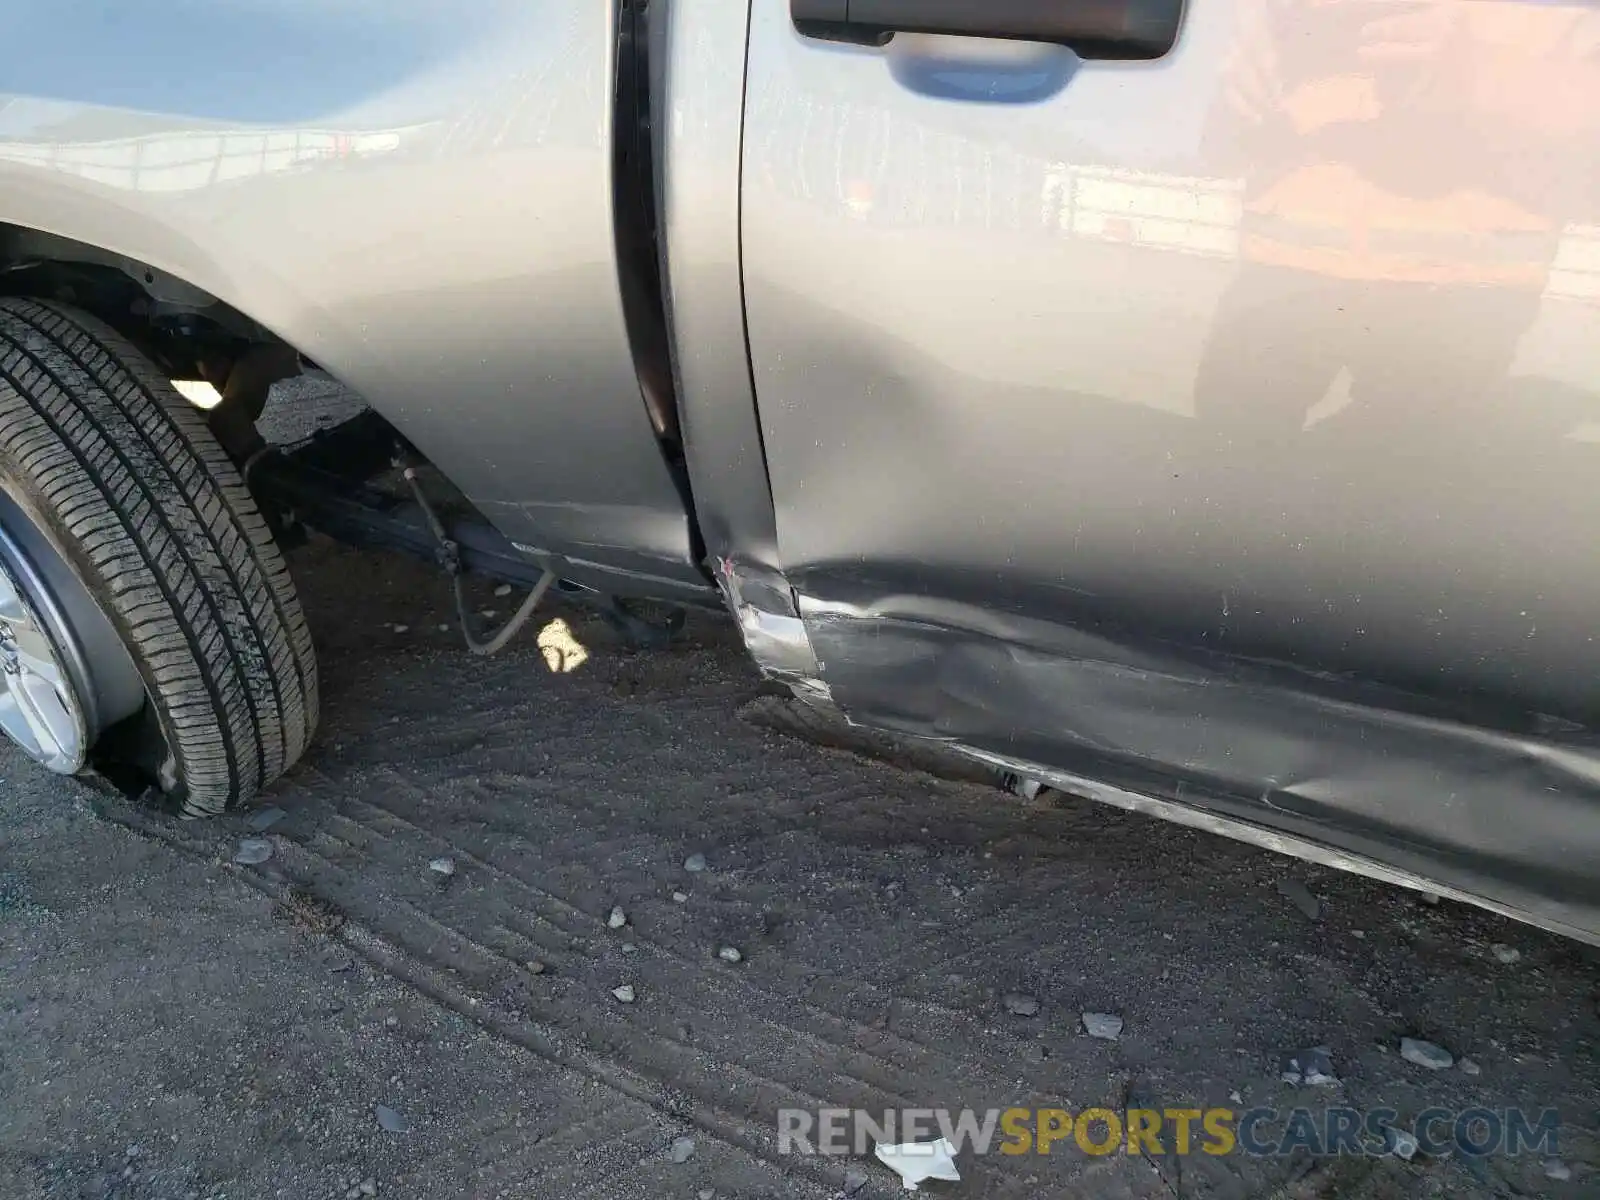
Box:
(0, 548, 88, 773)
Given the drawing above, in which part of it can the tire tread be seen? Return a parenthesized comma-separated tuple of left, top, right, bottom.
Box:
(0, 300, 318, 814)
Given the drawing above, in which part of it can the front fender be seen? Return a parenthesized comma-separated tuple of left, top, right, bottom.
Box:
(0, 0, 709, 597)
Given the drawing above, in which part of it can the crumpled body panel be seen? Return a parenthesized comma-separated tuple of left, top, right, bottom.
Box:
(795, 574, 1600, 943)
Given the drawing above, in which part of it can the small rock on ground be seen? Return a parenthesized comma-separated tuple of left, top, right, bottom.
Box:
(1545, 1158, 1572, 1181)
(494, 583, 513, 597)
(612, 984, 636, 1003)
(1082, 1012, 1123, 1040)
(245, 806, 286, 833)
(669, 1136, 696, 1164)
(607, 905, 627, 929)
(1459, 1057, 1481, 1076)
(1281, 1046, 1338, 1086)
(1399, 1037, 1454, 1070)
(375, 1105, 409, 1134)
(428, 856, 456, 877)
(672, 891, 689, 903)
(233, 838, 273, 866)
(1002, 992, 1040, 1017)
(843, 1167, 870, 1195)
(718, 946, 743, 963)
(1277, 877, 1321, 920)
(1386, 1126, 1419, 1160)
(684, 853, 708, 873)
(1491, 943, 1521, 965)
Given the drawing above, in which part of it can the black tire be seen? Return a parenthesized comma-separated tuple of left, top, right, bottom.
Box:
(0, 299, 318, 815)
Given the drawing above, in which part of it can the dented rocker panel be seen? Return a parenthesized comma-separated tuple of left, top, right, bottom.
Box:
(788, 578, 1600, 945)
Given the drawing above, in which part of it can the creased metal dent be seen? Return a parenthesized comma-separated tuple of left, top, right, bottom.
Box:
(718, 559, 831, 700)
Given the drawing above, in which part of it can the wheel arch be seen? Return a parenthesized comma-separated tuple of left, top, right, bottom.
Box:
(0, 186, 333, 386)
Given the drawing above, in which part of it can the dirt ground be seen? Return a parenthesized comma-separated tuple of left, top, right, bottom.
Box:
(3, 483, 1600, 1198)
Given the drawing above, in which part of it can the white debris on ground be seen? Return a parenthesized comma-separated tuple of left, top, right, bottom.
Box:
(874, 1137, 961, 1191)
(1081, 1012, 1123, 1041)
(1281, 1046, 1338, 1086)
(374, 1105, 409, 1134)
(1400, 1037, 1454, 1070)
(1386, 1126, 1419, 1160)
(611, 984, 636, 1003)
(608, 905, 628, 929)
(428, 856, 456, 877)
(1002, 993, 1040, 1017)
(233, 838, 273, 866)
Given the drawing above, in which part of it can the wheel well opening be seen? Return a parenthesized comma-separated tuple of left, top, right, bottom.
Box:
(0, 223, 311, 389)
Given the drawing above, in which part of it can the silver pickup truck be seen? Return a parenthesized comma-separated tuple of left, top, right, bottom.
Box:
(1, 0, 1597, 944)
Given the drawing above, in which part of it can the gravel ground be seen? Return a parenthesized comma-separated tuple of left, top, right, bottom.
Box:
(1, 390, 1598, 1198)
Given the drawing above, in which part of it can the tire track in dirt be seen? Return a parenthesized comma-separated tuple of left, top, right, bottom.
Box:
(248, 730, 1218, 1197)
(96, 791, 851, 1196)
(334, 923, 854, 1197)
(254, 775, 1256, 1196)
(291, 787, 1054, 1120)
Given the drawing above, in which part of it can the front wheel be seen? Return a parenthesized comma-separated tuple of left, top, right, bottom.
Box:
(0, 300, 318, 815)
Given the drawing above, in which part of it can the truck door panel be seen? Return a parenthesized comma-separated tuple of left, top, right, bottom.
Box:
(739, 0, 1600, 938)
